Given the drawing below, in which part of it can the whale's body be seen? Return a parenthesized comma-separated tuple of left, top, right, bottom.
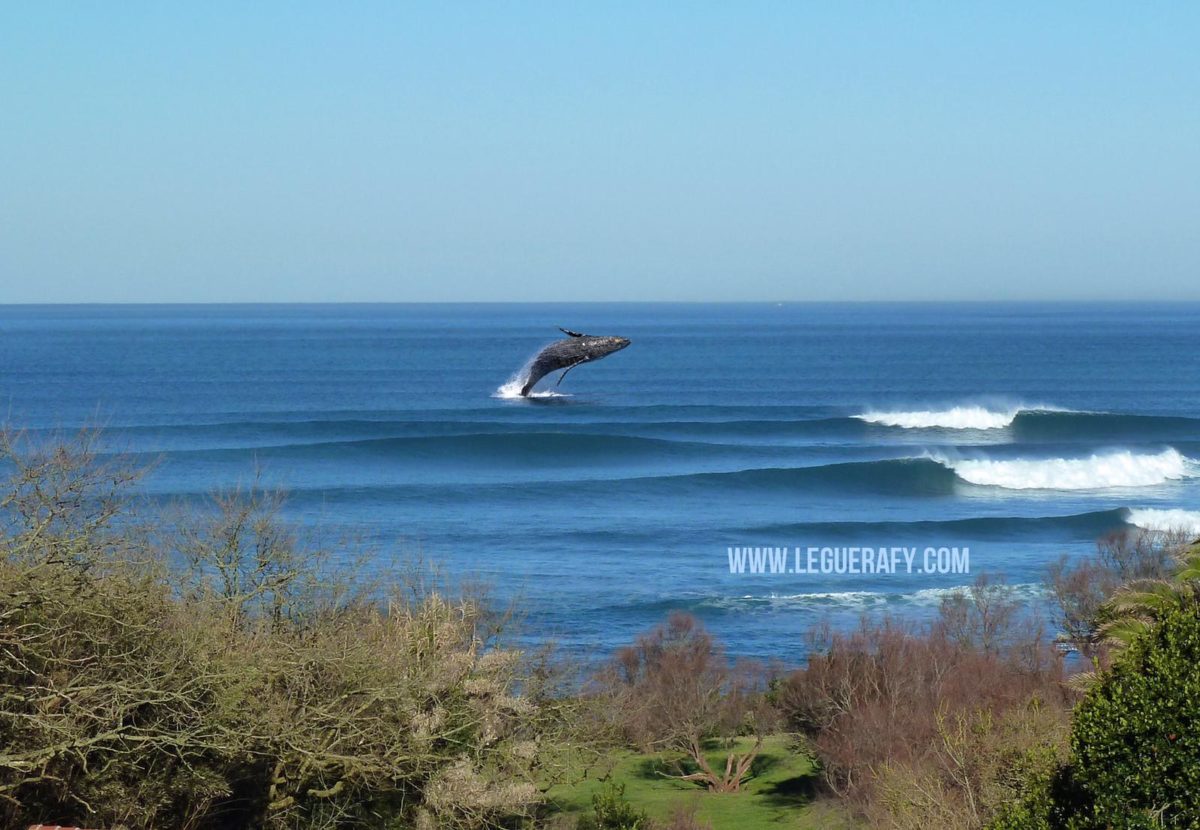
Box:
(520, 329, 631, 396)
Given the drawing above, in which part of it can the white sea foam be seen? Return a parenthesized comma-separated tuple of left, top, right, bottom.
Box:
(903, 583, 1047, 606)
(855, 405, 1032, 430)
(934, 448, 1195, 491)
(728, 583, 1045, 609)
(492, 374, 570, 400)
(1126, 508, 1200, 535)
(743, 590, 883, 606)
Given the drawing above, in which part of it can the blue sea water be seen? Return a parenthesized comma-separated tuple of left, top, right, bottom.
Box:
(2, 302, 1200, 662)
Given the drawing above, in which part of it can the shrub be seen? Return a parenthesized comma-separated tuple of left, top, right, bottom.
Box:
(593, 613, 775, 792)
(655, 802, 712, 830)
(869, 702, 1070, 830)
(987, 761, 1072, 830)
(1045, 527, 1191, 666)
(0, 429, 573, 829)
(575, 782, 649, 830)
(991, 533, 1200, 829)
(1066, 601, 1200, 828)
(778, 577, 1073, 828)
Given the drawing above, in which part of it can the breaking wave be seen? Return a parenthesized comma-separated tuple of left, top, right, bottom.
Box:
(934, 448, 1195, 490)
(855, 405, 1060, 430)
(1125, 508, 1200, 535)
(646, 448, 1195, 496)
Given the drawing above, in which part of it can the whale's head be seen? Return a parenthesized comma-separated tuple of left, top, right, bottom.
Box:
(583, 334, 631, 359)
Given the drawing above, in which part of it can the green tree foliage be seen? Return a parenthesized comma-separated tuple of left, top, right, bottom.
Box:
(1068, 600, 1200, 828)
(992, 600, 1200, 829)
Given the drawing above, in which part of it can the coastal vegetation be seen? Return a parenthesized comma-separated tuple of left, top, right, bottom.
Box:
(1, 428, 1198, 829)
(0, 429, 581, 829)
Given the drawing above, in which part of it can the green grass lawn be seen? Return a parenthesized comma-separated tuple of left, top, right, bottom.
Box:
(545, 735, 855, 829)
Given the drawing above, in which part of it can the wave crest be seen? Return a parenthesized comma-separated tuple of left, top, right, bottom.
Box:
(1126, 508, 1200, 535)
(856, 405, 1032, 430)
(935, 448, 1195, 490)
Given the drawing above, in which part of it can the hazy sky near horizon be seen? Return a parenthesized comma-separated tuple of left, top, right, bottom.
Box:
(2, 4, 1198, 303)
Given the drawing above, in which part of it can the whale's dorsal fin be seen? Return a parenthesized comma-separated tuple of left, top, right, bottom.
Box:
(559, 328, 586, 338)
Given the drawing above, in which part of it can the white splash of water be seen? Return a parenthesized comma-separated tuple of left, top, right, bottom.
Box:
(492, 372, 570, 400)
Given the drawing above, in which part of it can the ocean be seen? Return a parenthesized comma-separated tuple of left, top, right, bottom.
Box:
(3, 302, 1199, 663)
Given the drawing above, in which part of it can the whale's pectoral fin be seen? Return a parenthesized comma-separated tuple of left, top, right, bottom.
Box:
(557, 359, 587, 386)
(559, 328, 586, 338)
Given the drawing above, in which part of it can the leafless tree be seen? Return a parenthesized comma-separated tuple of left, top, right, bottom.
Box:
(596, 612, 774, 793)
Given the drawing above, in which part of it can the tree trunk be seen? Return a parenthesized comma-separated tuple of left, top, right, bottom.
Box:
(667, 735, 765, 792)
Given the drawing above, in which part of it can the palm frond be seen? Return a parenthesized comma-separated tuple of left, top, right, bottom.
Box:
(1174, 550, 1200, 582)
(1104, 580, 1185, 616)
(1096, 617, 1151, 649)
(1066, 670, 1099, 693)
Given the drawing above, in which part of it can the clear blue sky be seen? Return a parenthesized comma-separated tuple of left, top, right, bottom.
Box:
(2, 3, 1197, 303)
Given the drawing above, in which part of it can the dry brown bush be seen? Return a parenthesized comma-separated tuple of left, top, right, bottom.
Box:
(592, 612, 777, 793)
(1046, 526, 1193, 668)
(0, 427, 584, 830)
(653, 801, 712, 830)
(777, 576, 1073, 829)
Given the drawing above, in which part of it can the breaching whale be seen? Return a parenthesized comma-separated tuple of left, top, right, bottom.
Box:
(519, 328, 631, 396)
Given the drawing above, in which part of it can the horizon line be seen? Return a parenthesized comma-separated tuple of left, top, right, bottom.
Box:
(3, 298, 1199, 307)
